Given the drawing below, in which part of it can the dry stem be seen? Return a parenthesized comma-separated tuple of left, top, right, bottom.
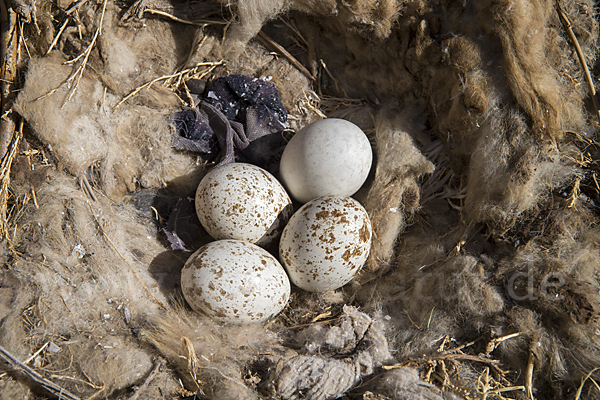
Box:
(143, 9, 226, 26)
(302, 90, 327, 119)
(257, 30, 315, 82)
(310, 310, 332, 323)
(34, 0, 107, 107)
(525, 343, 536, 399)
(0, 341, 48, 379)
(319, 59, 343, 95)
(382, 332, 523, 398)
(45, 17, 70, 55)
(1, 6, 19, 160)
(384, 351, 505, 376)
(0, 118, 21, 241)
(49, 373, 103, 390)
(485, 332, 521, 355)
(180, 336, 203, 392)
(65, 0, 90, 15)
(575, 367, 600, 399)
(79, 176, 97, 202)
(0, 343, 81, 400)
(126, 358, 164, 400)
(62, 0, 107, 106)
(556, 2, 600, 125)
(114, 61, 224, 109)
(477, 368, 526, 400)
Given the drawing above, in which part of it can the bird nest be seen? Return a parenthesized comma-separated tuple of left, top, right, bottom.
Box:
(1, 0, 600, 399)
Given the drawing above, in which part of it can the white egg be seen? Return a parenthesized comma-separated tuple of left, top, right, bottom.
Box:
(196, 163, 293, 247)
(181, 239, 291, 323)
(279, 118, 373, 203)
(279, 196, 372, 292)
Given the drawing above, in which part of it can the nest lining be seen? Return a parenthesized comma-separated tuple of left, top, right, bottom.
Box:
(1, 0, 600, 399)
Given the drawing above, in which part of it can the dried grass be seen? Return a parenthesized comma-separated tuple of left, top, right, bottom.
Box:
(2, 0, 600, 399)
(114, 60, 224, 109)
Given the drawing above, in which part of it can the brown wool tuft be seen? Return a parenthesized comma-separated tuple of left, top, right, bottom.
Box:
(363, 107, 434, 275)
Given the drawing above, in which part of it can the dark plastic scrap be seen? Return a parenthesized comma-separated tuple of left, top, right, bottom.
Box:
(166, 74, 290, 251)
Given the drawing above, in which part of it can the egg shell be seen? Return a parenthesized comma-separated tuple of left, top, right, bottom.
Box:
(195, 163, 293, 247)
(279, 196, 372, 292)
(181, 239, 291, 323)
(279, 118, 373, 203)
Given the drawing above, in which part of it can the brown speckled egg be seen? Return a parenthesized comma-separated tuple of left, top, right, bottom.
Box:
(195, 163, 293, 247)
(181, 239, 291, 323)
(279, 196, 372, 292)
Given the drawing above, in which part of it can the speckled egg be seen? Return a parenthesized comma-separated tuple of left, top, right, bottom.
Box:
(181, 239, 291, 323)
(279, 196, 372, 292)
(195, 163, 293, 247)
(279, 118, 373, 203)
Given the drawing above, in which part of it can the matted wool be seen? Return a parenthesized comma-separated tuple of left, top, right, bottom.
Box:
(1, 0, 600, 399)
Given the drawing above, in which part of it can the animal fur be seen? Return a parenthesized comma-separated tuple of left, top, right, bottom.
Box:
(2, 0, 600, 399)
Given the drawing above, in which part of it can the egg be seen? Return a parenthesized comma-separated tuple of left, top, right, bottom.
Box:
(195, 163, 293, 247)
(181, 239, 291, 323)
(279, 118, 373, 203)
(279, 196, 372, 292)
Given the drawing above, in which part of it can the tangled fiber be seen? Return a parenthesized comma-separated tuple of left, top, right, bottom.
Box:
(1, 0, 600, 399)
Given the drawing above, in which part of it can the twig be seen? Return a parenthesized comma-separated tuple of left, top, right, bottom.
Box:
(280, 18, 310, 49)
(478, 367, 491, 400)
(0, 343, 81, 400)
(79, 175, 97, 202)
(30, 185, 38, 208)
(61, 0, 108, 107)
(257, 30, 315, 82)
(436, 336, 450, 352)
(383, 353, 505, 375)
(36, 0, 107, 105)
(126, 358, 164, 400)
(49, 373, 104, 389)
(428, 353, 503, 368)
(575, 367, 600, 399)
(310, 310, 332, 323)
(143, 9, 226, 26)
(0, 118, 22, 240)
(439, 359, 450, 388)
(489, 385, 527, 395)
(525, 342, 536, 400)
(1, 5, 18, 160)
(25, 342, 49, 364)
(46, 17, 70, 55)
(485, 332, 521, 354)
(0, 341, 48, 379)
(319, 59, 343, 95)
(556, 2, 600, 125)
(302, 90, 327, 119)
(482, 382, 526, 399)
(439, 338, 477, 355)
(114, 61, 223, 109)
(65, 0, 89, 15)
(16, 17, 30, 58)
